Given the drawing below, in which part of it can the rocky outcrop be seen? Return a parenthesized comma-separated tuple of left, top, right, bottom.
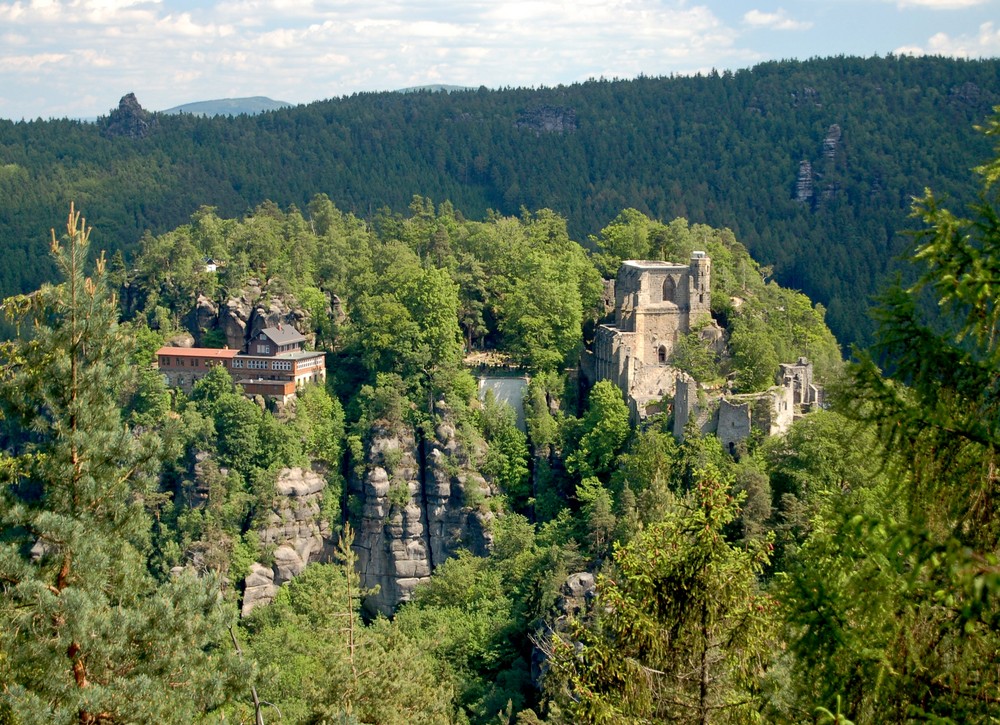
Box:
(795, 160, 813, 202)
(241, 467, 335, 616)
(102, 93, 156, 139)
(163, 331, 196, 348)
(188, 279, 317, 351)
(559, 572, 597, 619)
(353, 422, 431, 615)
(516, 105, 577, 134)
(186, 295, 219, 345)
(823, 124, 842, 159)
(424, 410, 494, 565)
(352, 405, 494, 616)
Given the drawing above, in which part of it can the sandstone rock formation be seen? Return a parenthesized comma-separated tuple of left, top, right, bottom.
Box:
(351, 406, 494, 616)
(516, 105, 577, 134)
(185, 279, 317, 351)
(102, 93, 156, 139)
(241, 466, 335, 616)
(795, 160, 814, 202)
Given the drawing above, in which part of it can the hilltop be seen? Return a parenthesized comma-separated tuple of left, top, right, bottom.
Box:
(160, 96, 293, 117)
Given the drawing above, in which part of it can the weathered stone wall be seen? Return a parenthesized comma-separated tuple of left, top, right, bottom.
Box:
(717, 399, 753, 453)
(593, 255, 713, 422)
(672, 360, 817, 449)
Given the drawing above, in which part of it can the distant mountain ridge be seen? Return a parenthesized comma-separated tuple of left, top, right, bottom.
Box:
(161, 96, 292, 116)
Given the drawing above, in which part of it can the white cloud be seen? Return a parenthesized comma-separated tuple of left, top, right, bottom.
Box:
(154, 12, 232, 38)
(895, 0, 989, 9)
(5, 0, 992, 120)
(896, 21, 1000, 57)
(743, 8, 813, 31)
(0, 51, 67, 71)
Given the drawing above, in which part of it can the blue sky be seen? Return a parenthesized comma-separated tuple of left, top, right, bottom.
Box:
(0, 0, 997, 120)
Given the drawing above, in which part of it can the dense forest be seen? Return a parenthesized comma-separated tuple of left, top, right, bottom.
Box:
(2, 98, 999, 721)
(1, 55, 999, 346)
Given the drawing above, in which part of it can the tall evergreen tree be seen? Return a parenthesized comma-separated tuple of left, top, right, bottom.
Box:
(0, 207, 242, 723)
(778, 112, 1000, 722)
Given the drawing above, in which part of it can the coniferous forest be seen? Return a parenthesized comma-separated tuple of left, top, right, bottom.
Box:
(1, 55, 998, 347)
(1, 56, 1000, 724)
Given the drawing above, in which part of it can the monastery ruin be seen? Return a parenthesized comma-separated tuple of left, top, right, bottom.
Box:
(584, 253, 821, 448)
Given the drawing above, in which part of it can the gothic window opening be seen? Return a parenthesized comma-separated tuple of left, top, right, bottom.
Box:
(658, 345, 668, 364)
(663, 276, 676, 302)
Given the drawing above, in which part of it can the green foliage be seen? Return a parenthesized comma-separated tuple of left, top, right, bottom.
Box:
(0, 208, 242, 722)
(610, 425, 678, 533)
(293, 383, 345, 468)
(777, 113, 1000, 722)
(670, 328, 722, 382)
(242, 556, 454, 724)
(565, 380, 630, 480)
(476, 392, 531, 510)
(574, 477, 616, 560)
(398, 513, 585, 721)
(729, 314, 780, 392)
(386, 480, 411, 509)
(544, 465, 775, 723)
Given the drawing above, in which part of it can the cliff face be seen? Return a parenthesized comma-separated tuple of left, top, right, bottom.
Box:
(184, 279, 331, 350)
(352, 405, 494, 616)
(242, 467, 336, 616)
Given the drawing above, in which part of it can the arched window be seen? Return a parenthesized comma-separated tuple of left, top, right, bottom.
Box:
(658, 345, 668, 364)
(663, 276, 676, 302)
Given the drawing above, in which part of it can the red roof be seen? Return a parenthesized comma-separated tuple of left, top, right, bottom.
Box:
(156, 346, 238, 359)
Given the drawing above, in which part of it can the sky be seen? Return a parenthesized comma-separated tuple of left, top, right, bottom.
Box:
(1, 0, 998, 120)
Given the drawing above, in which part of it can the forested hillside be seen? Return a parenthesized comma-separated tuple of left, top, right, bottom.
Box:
(3, 105, 1000, 719)
(1, 55, 997, 346)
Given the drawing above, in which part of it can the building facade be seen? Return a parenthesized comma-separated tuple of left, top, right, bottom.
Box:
(157, 325, 326, 402)
(590, 253, 714, 419)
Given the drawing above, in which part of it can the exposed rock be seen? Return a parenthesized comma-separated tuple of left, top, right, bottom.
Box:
(276, 466, 327, 497)
(823, 124, 842, 159)
(101, 93, 156, 139)
(559, 572, 597, 618)
(516, 105, 577, 134)
(424, 407, 494, 566)
(331, 294, 346, 323)
(599, 278, 616, 320)
(699, 319, 727, 355)
(246, 297, 309, 345)
(163, 331, 195, 348)
(186, 295, 219, 345)
(220, 298, 251, 350)
(240, 467, 335, 616)
(352, 422, 430, 615)
(242, 563, 278, 616)
(352, 405, 495, 616)
(795, 160, 813, 202)
(949, 81, 983, 107)
(188, 280, 317, 352)
(790, 86, 821, 108)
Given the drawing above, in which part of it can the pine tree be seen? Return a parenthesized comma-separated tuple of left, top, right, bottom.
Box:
(0, 206, 242, 723)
